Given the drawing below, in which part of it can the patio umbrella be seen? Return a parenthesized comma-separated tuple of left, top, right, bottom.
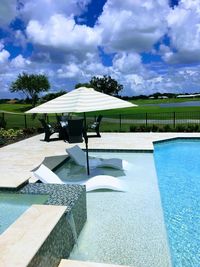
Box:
(26, 87, 137, 175)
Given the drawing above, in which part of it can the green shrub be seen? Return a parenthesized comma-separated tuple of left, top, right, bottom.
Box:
(23, 127, 37, 135)
(0, 128, 23, 139)
(175, 124, 186, 132)
(151, 124, 159, 132)
(163, 124, 173, 132)
(130, 125, 137, 132)
(186, 124, 199, 132)
(0, 137, 5, 145)
(0, 128, 25, 146)
(129, 124, 200, 132)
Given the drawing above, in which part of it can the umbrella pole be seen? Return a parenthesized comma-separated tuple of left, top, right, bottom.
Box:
(84, 113, 90, 176)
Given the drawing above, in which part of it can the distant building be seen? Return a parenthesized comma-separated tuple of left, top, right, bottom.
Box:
(177, 94, 200, 98)
(7, 99, 18, 104)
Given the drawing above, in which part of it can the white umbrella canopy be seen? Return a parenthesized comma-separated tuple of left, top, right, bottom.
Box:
(26, 87, 137, 175)
(26, 87, 136, 114)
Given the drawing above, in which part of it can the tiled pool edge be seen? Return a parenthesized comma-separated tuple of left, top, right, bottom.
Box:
(28, 210, 74, 267)
(153, 136, 200, 145)
(0, 184, 87, 267)
(85, 148, 153, 153)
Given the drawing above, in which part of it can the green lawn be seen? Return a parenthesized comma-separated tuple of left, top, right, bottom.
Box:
(1, 98, 200, 115)
(0, 103, 32, 113)
(1, 99, 200, 130)
(130, 97, 200, 105)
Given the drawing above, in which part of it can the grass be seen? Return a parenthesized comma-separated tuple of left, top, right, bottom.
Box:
(1, 98, 200, 115)
(0, 103, 32, 113)
(1, 98, 200, 129)
(130, 97, 200, 105)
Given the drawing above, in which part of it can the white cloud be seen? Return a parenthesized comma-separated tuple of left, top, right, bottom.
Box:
(20, 0, 91, 23)
(1, 0, 200, 98)
(97, 0, 170, 53)
(57, 53, 109, 82)
(112, 52, 142, 74)
(0, 0, 17, 26)
(26, 14, 101, 60)
(165, 0, 200, 63)
(10, 55, 31, 68)
(0, 49, 10, 65)
(57, 63, 81, 78)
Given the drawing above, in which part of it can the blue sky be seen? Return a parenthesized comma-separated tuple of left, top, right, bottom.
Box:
(0, 0, 200, 98)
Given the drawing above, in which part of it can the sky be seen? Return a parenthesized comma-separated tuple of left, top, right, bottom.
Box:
(0, 0, 200, 98)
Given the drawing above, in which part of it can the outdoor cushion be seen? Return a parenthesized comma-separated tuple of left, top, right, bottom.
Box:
(60, 121, 68, 127)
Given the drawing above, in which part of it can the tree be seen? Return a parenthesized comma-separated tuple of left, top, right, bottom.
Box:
(75, 75, 123, 96)
(89, 75, 123, 96)
(75, 82, 91, 89)
(10, 72, 50, 106)
(40, 90, 66, 103)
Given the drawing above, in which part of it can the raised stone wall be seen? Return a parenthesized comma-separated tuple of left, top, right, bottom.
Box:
(0, 183, 87, 267)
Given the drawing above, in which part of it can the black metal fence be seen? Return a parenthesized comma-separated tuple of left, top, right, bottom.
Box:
(1, 111, 200, 131)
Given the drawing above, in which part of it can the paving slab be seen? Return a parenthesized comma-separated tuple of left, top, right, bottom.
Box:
(59, 259, 131, 267)
(1, 132, 200, 188)
(0, 205, 66, 267)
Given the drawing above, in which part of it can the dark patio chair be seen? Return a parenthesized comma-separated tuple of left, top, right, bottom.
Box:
(67, 118, 84, 143)
(87, 115, 103, 137)
(56, 115, 69, 141)
(39, 118, 60, 142)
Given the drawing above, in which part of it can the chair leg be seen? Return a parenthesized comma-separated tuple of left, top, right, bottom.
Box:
(44, 133, 50, 142)
(96, 127, 101, 137)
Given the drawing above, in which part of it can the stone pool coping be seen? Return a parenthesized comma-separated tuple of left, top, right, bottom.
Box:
(0, 205, 66, 267)
(1, 132, 200, 189)
(59, 259, 131, 267)
(0, 183, 87, 267)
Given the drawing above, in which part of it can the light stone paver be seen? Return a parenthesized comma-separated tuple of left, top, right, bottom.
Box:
(59, 259, 131, 267)
(1, 132, 200, 188)
(0, 205, 66, 267)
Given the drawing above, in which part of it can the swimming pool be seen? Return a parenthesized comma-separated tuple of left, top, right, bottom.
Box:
(55, 151, 171, 267)
(0, 193, 48, 234)
(154, 139, 200, 267)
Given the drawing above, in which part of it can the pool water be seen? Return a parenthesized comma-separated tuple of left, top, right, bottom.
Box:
(55, 157, 126, 183)
(0, 193, 48, 234)
(154, 140, 200, 267)
(56, 152, 171, 267)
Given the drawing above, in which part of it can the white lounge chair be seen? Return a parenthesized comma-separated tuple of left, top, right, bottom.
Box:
(32, 164, 125, 192)
(66, 145, 125, 170)
(33, 164, 64, 184)
(85, 175, 125, 192)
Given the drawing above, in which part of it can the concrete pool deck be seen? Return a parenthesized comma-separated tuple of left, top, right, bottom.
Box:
(0, 132, 200, 189)
(1, 132, 200, 267)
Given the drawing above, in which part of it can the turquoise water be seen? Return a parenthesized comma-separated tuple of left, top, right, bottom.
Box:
(0, 193, 48, 234)
(55, 156, 126, 182)
(154, 140, 200, 267)
(56, 152, 171, 267)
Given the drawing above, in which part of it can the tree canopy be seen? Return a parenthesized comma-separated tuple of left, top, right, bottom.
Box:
(75, 82, 91, 89)
(40, 90, 66, 103)
(75, 75, 123, 96)
(10, 72, 50, 106)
